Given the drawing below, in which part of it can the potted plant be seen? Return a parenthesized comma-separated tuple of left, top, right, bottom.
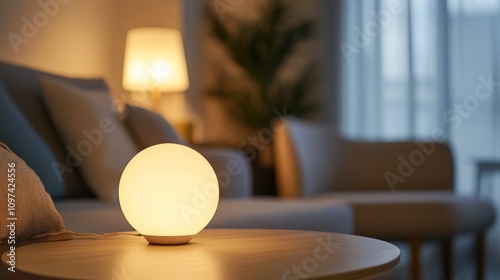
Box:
(206, 0, 319, 134)
(205, 0, 319, 195)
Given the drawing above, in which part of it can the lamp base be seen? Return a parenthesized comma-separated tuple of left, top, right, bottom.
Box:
(143, 235, 194, 245)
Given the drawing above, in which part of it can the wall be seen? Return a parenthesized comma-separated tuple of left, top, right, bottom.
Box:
(183, 0, 205, 142)
(108, 0, 182, 98)
(190, 0, 324, 144)
(0, 0, 339, 144)
(107, 0, 188, 126)
(0, 0, 189, 129)
(0, 0, 183, 98)
(0, 0, 116, 78)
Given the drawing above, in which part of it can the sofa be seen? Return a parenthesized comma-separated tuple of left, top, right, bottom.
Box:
(274, 117, 497, 280)
(0, 61, 353, 235)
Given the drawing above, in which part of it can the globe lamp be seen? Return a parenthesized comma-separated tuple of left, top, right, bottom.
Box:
(119, 143, 219, 245)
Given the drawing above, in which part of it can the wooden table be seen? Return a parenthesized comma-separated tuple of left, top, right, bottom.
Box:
(1, 229, 400, 280)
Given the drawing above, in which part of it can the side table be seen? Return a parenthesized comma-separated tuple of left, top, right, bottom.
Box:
(2, 229, 400, 280)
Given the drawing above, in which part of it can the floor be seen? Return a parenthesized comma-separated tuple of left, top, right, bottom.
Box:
(365, 188, 500, 280)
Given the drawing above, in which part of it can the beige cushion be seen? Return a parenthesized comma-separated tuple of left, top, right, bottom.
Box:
(312, 191, 496, 239)
(39, 76, 138, 202)
(0, 143, 72, 253)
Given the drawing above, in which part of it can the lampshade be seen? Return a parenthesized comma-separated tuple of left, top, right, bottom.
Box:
(119, 143, 219, 245)
(122, 28, 189, 92)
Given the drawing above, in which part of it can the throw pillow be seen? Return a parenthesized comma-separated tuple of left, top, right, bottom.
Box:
(0, 81, 66, 198)
(123, 105, 184, 150)
(0, 142, 73, 254)
(38, 76, 138, 202)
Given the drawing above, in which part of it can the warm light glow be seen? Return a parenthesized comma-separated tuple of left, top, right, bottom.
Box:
(119, 144, 219, 245)
(122, 28, 189, 92)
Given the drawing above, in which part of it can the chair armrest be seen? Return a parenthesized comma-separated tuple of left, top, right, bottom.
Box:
(274, 118, 454, 197)
(197, 148, 253, 198)
(274, 118, 341, 197)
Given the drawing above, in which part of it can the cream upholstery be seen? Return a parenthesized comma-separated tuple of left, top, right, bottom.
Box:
(275, 118, 454, 196)
(313, 191, 495, 239)
(274, 117, 495, 237)
(274, 117, 496, 279)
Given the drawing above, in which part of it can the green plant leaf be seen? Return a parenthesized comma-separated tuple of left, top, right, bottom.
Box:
(206, 0, 319, 133)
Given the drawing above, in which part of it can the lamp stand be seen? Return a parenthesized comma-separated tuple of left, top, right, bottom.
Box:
(151, 88, 162, 112)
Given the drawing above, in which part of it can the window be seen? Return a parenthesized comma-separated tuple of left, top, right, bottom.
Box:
(340, 0, 500, 193)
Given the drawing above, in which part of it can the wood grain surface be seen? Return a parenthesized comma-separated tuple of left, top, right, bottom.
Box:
(1, 229, 399, 280)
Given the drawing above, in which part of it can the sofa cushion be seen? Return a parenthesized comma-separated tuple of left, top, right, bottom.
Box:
(0, 143, 72, 253)
(54, 198, 353, 234)
(312, 191, 496, 239)
(122, 105, 184, 149)
(39, 76, 139, 202)
(208, 199, 353, 233)
(0, 61, 109, 198)
(0, 81, 66, 198)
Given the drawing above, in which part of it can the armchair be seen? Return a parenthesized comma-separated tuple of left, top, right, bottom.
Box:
(274, 117, 496, 280)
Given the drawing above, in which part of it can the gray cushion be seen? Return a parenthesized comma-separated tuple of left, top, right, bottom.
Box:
(0, 81, 66, 198)
(208, 199, 353, 234)
(312, 191, 496, 239)
(121, 105, 254, 199)
(55, 198, 354, 234)
(123, 105, 184, 149)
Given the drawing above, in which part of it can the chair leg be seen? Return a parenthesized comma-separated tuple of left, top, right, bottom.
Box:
(476, 233, 485, 280)
(410, 238, 422, 280)
(442, 239, 452, 280)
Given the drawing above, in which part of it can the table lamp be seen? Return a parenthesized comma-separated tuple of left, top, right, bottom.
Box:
(122, 28, 189, 112)
(119, 144, 219, 245)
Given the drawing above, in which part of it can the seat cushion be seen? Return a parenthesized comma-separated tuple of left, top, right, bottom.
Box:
(312, 191, 496, 239)
(55, 198, 353, 234)
(208, 198, 353, 233)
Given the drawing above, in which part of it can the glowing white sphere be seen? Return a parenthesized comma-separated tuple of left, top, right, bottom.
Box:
(119, 143, 219, 244)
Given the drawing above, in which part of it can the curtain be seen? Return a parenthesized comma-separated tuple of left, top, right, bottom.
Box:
(339, 0, 500, 194)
